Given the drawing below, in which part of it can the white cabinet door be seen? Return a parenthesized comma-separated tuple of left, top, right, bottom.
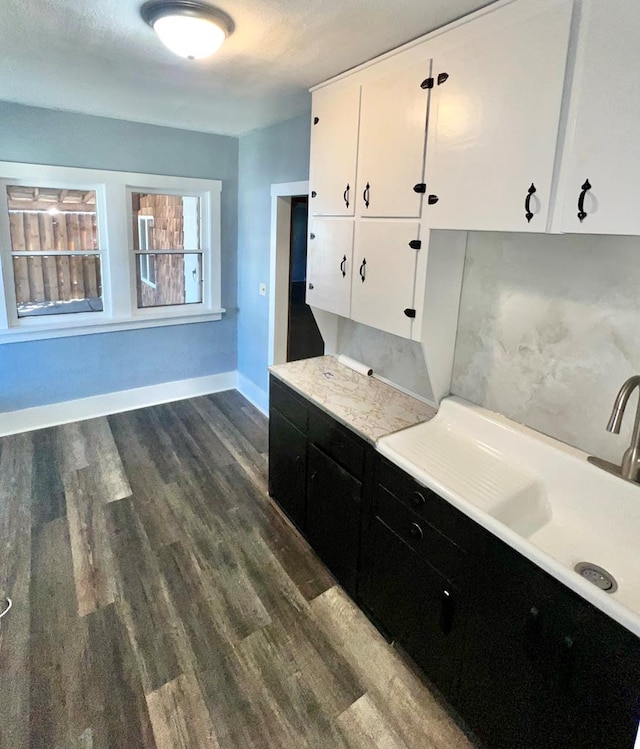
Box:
(351, 221, 420, 339)
(306, 219, 354, 317)
(557, 0, 640, 235)
(425, 0, 573, 232)
(309, 83, 361, 217)
(356, 59, 432, 218)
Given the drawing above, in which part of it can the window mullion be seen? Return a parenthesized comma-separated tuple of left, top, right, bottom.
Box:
(103, 184, 133, 319)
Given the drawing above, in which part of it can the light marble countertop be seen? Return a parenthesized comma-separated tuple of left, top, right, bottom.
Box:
(269, 355, 436, 444)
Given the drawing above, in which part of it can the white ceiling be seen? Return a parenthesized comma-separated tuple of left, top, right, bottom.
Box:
(1, 0, 495, 137)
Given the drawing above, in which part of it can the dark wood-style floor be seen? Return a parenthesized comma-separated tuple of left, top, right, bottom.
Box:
(0, 390, 472, 749)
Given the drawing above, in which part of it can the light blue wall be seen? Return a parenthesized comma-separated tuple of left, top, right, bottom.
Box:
(0, 101, 238, 411)
(237, 112, 311, 408)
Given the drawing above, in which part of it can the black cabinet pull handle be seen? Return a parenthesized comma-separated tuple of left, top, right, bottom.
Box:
(308, 283, 314, 290)
(409, 522, 423, 541)
(343, 183, 350, 208)
(359, 258, 367, 282)
(363, 182, 370, 208)
(309, 232, 316, 240)
(577, 179, 592, 222)
(525, 182, 537, 223)
(311, 190, 317, 198)
(313, 116, 319, 125)
(412, 490, 426, 508)
(340, 255, 347, 278)
(437, 72, 449, 85)
(440, 589, 455, 635)
(427, 194, 439, 205)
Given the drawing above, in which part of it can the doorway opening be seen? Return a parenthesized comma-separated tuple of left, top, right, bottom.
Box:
(287, 196, 323, 362)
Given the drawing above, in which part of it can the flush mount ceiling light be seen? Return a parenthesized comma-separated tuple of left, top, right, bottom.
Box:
(141, 0, 234, 60)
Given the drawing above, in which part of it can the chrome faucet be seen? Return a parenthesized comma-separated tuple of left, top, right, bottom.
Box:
(606, 375, 640, 482)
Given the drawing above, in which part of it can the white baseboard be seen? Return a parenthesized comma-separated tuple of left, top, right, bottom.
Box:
(236, 373, 269, 416)
(0, 371, 238, 437)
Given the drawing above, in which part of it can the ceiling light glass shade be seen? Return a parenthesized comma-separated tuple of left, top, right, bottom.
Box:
(141, 1, 234, 60)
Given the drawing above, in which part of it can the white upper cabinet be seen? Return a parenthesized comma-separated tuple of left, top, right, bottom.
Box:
(306, 218, 354, 318)
(351, 221, 421, 338)
(556, 0, 640, 235)
(309, 82, 361, 217)
(424, 0, 573, 232)
(356, 59, 432, 218)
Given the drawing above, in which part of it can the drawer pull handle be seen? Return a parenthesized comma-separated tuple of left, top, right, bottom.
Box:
(409, 522, 423, 541)
(412, 491, 426, 508)
(577, 179, 591, 222)
(343, 183, 350, 209)
(363, 182, 370, 208)
(525, 182, 536, 223)
(440, 589, 455, 635)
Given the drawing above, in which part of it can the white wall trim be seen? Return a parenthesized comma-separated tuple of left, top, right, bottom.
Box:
(0, 370, 237, 437)
(236, 372, 269, 416)
(268, 180, 309, 367)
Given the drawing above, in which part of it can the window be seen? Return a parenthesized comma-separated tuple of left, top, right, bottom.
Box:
(0, 163, 222, 342)
(6, 185, 103, 317)
(131, 192, 202, 308)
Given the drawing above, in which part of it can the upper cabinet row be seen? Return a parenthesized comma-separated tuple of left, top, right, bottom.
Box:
(308, 0, 640, 236)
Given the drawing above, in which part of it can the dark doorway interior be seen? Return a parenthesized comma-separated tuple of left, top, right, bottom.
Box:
(287, 196, 324, 362)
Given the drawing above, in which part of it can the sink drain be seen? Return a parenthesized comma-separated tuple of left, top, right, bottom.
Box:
(574, 562, 618, 593)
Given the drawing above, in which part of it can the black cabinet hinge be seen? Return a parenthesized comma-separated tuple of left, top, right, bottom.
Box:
(408, 240, 422, 250)
(428, 194, 439, 205)
(437, 72, 449, 85)
(421, 77, 434, 89)
(413, 183, 427, 194)
(404, 308, 416, 319)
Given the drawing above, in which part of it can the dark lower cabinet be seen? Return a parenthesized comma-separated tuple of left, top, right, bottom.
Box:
(458, 535, 640, 749)
(268, 408, 307, 529)
(268, 377, 640, 749)
(361, 514, 464, 700)
(305, 444, 362, 597)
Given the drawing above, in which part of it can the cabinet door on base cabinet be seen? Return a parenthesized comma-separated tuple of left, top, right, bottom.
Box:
(357, 59, 432, 218)
(306, 219, 354, 317)
(305, 444, 361, 597)
(351, 221, 419, 339)
(361, 516, 463, 700)
(425, 0, 572, 232)
(309, 83, 361, 217)
(558, 0, 640, 235)
(268, 409, 307, 529)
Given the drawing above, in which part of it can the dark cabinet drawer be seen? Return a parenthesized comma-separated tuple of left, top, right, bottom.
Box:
(270, 377, 308, 434)
(377, 458, 479, 551)
(308, 408, 365, 479)
(375, 484, 465, 583)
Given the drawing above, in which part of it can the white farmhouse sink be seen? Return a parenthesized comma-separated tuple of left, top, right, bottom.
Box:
(377, 396, 640, 638)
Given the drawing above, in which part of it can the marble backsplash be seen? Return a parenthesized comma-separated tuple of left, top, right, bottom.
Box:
(451, 232, 640, 465)
(337, 318, 434, 402)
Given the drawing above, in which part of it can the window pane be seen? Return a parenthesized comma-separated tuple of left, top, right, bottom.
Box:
(132, 193, 200, 251)
(13, 254, 103, 317)
(6, 185, 99, 251)
(136, 253, 202, 308)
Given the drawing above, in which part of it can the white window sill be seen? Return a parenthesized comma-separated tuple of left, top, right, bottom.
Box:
(0, 308, 226, 344)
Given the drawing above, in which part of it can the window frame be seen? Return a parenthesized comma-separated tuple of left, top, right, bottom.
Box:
(0, 162, 223, 344)
(137, 215, 156, 288)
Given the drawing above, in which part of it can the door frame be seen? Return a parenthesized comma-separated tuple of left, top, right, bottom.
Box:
(268, 180, 309, 367)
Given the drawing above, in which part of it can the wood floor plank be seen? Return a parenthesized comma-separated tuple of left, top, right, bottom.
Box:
(107, 497, 186, 694)
(85, 603, 157, 748)
(30, 517, 91, 748)
(64, 465, 117, 616)
(207, 390, 268, 454)
(336, 693, 411, 749)
(0, 433, 33, 749)
(79, 418, 132, 503)
(31, 428, 66, 528)
(147, 672, 219, 749)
